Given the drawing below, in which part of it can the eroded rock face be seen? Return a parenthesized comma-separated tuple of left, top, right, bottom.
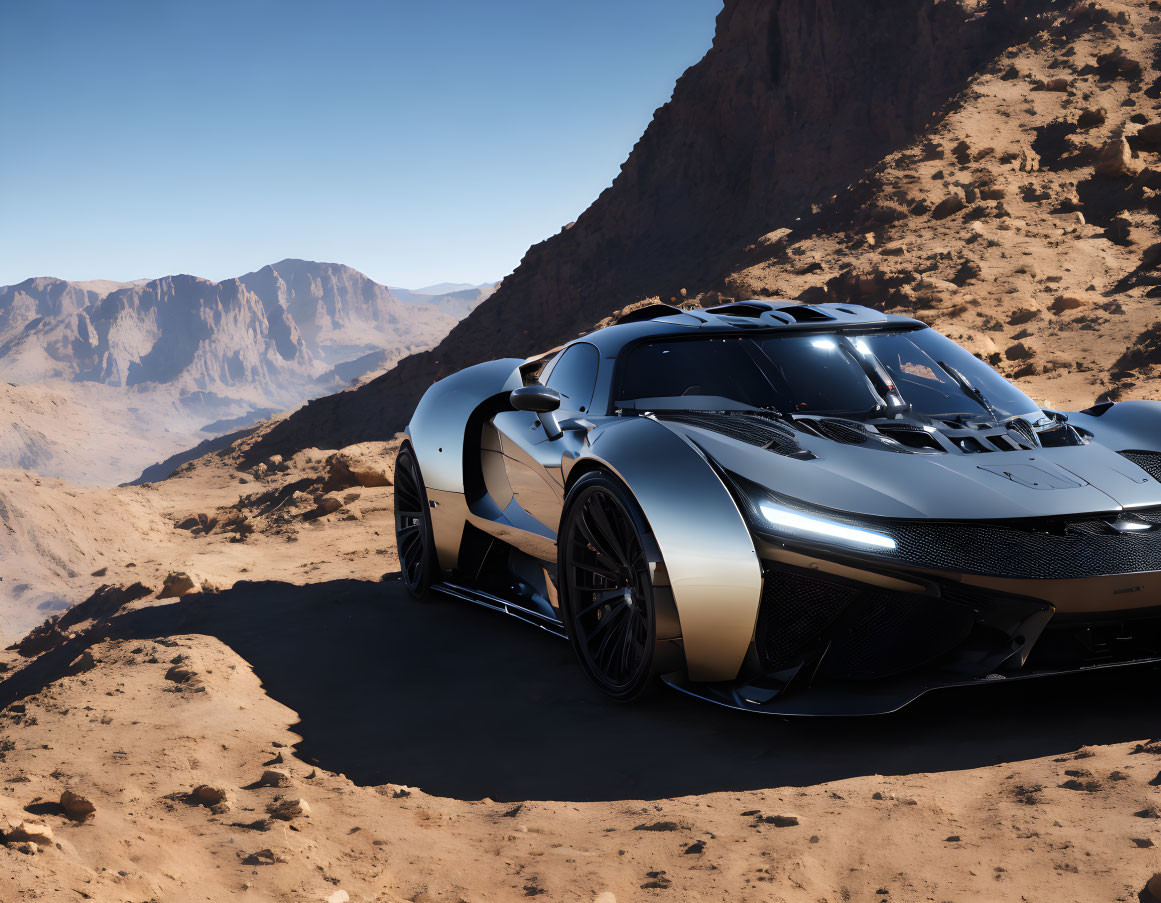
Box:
(250, 0, 1056, 462)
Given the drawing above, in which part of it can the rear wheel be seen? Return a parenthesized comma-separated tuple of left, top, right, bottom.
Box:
(393, 444, 438, 598)
(559, 472, 659, 701)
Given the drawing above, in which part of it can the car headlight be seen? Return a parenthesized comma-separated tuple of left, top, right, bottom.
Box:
(755, 502, 897, 551)
(726, 472, 898, 553)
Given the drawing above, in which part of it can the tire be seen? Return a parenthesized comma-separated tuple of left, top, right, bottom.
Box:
(393, 443, 438, 599)
(558, 471, 660, 701)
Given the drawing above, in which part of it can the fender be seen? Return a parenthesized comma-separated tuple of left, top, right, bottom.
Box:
(577, 416, 763, 683)
(1070, 400, 1161, 454)
(406, 358, 525, 568)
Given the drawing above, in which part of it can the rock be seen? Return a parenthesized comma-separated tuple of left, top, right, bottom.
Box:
(258, 769, 291, 788)
(1094, 138, 1140, 178)
(325, 892, 350, 903)
(1138, 123, 1161, 150)
(4, 820, 54, 845)
(931, 190, 966, 219)
(158, 572, 197, 599)
(684, 840, 706, 854)
(1096, 46, 1142, 80)
(756, 813, 800, 827)
(1005, 342, 1035, 361)
(165, 665, 197, 683)
(1017, 143, 1040, 172)
(14, 841, 38, 855)
(266, 796, 311, 820)
(324, 442, 394, 491)
(303, 495, 343, 521)
(1044, 77, 1069, 92)
(1143, 243, 1161, 269)
(1050, 295, 1087, 315)
(68, 650, 96, 674)
(90, 567, 108, 577)
(1077, 107, 1107, 129)
(60, 789, 97, 821)
(1008, 307, 1041, 326)
(175, 516, 201, 531)
(594, 894, 617, 903)
(191, 785, 229, 806)
(1148, 873, 1161, 901)
(242, 848, 287, 865)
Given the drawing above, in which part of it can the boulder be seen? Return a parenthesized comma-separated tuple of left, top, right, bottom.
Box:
(266, 796, 311, 820)
(1093, 138, 1139, 178)
(324, 442, 394, 491)
(931, 190, 966, 219)
(158, 572, 198, 599)
(60, 789, 96, 821)
(191, 784, 229, 806)
(303, 495, 343, 521)
(1050, 295, 1087, 315)
(1138, 123, 1161, 150)
(1077, 107, 1107, 130)
(3, 820, 54, 845)
(68, 650, 96, 674)
(257, 769, 291, 788)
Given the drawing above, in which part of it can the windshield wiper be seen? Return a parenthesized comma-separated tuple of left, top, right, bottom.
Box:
(938, 361, 1001, 421)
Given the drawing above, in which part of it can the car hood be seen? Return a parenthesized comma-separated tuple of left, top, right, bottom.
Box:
(660, 420, 1161, 521)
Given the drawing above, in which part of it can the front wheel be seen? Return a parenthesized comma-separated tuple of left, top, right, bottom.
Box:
(393, 444, 438, 599)
(558, 472, 659, 701)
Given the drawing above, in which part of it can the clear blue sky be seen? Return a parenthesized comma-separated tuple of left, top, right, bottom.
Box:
(0, 0, 721, 288)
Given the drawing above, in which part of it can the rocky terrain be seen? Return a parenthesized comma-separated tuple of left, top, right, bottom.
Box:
(8, 1, 1161, 900)
(252, 0, 1161, 464)
(2, 429, 1161, 902)
(0, 262, 489, 485)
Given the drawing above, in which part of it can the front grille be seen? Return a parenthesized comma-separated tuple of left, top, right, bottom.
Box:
(756, 570, 856, 670)
(751, 490, 1161, 579)
(756, 567, 978, 679)
(819, 587, 976, 681)
(1120, 450, 1161, 482)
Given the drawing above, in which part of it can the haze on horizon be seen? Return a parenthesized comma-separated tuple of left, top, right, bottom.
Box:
(0, 0, 721, 290)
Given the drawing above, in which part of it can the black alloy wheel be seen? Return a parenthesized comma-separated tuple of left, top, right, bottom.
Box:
(559, 472, 659, 700)
(393, 444, 437, 598)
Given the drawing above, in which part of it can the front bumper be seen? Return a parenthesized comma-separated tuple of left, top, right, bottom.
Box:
(666, 530, 1161, 716)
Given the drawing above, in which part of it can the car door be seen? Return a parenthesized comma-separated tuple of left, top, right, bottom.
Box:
(491, 342, 600, 536)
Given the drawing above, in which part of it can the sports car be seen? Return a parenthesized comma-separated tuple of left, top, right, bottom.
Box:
(393, 300, 1161, 715)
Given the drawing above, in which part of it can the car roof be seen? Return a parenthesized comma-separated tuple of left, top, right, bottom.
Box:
(574, 301, 927, 356)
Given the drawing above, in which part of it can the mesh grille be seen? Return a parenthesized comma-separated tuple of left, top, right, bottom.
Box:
(814, 419, 871, 444)
(756, 571, 857, 670)
(820, 588, 975, 681)
(746, 488, 1161, 579)
(1120, 450, 1161, 482)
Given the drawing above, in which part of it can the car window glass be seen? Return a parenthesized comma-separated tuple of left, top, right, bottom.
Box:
(545, 343, 599, 413)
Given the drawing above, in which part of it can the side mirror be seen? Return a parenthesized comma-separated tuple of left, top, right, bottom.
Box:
(510, 385, 561, 414)
(510, 385, 563, 440)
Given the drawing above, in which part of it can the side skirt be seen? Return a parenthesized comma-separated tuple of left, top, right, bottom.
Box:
(433, 581, 568, 639)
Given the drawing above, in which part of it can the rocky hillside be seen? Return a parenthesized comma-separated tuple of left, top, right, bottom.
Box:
(250, 0, 1104, 460)
(0, 261, 488, 484)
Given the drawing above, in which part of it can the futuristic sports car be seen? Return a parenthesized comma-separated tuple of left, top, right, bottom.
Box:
(394, 300, 1161, 715)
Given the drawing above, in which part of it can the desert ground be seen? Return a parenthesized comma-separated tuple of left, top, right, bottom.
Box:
(2, 426, 1161, 903)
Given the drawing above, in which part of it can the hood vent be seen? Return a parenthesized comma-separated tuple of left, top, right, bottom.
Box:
(655, 411, 816, 460)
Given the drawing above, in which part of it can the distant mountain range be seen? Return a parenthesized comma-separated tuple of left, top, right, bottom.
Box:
(0, 260, 495, 484)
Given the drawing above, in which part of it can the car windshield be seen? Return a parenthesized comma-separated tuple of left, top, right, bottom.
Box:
(614, 328, 1044, 421)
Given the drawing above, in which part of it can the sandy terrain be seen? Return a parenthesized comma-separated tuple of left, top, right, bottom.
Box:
(1, 431, 1161, 902)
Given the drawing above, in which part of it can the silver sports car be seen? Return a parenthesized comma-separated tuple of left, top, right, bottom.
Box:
(394, 301, 1161, 715)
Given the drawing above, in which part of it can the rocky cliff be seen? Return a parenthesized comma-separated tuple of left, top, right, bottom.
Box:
(250, 0, 1060, 460)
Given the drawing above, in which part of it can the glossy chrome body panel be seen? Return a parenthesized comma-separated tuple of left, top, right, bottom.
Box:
(401, 301, 1161, 712)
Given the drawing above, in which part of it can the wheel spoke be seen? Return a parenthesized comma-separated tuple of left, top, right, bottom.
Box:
(585, 497, 629, 569)
(576, 589, 626, 619)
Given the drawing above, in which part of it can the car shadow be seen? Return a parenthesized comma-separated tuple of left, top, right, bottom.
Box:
(5, 577, 1158, 802)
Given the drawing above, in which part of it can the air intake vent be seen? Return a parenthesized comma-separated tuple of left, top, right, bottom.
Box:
(655, 411, 816, 460)
(1119, 450, 1161, 482)
(705, 302, 777, 318)
(777, 305, 835, 323)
